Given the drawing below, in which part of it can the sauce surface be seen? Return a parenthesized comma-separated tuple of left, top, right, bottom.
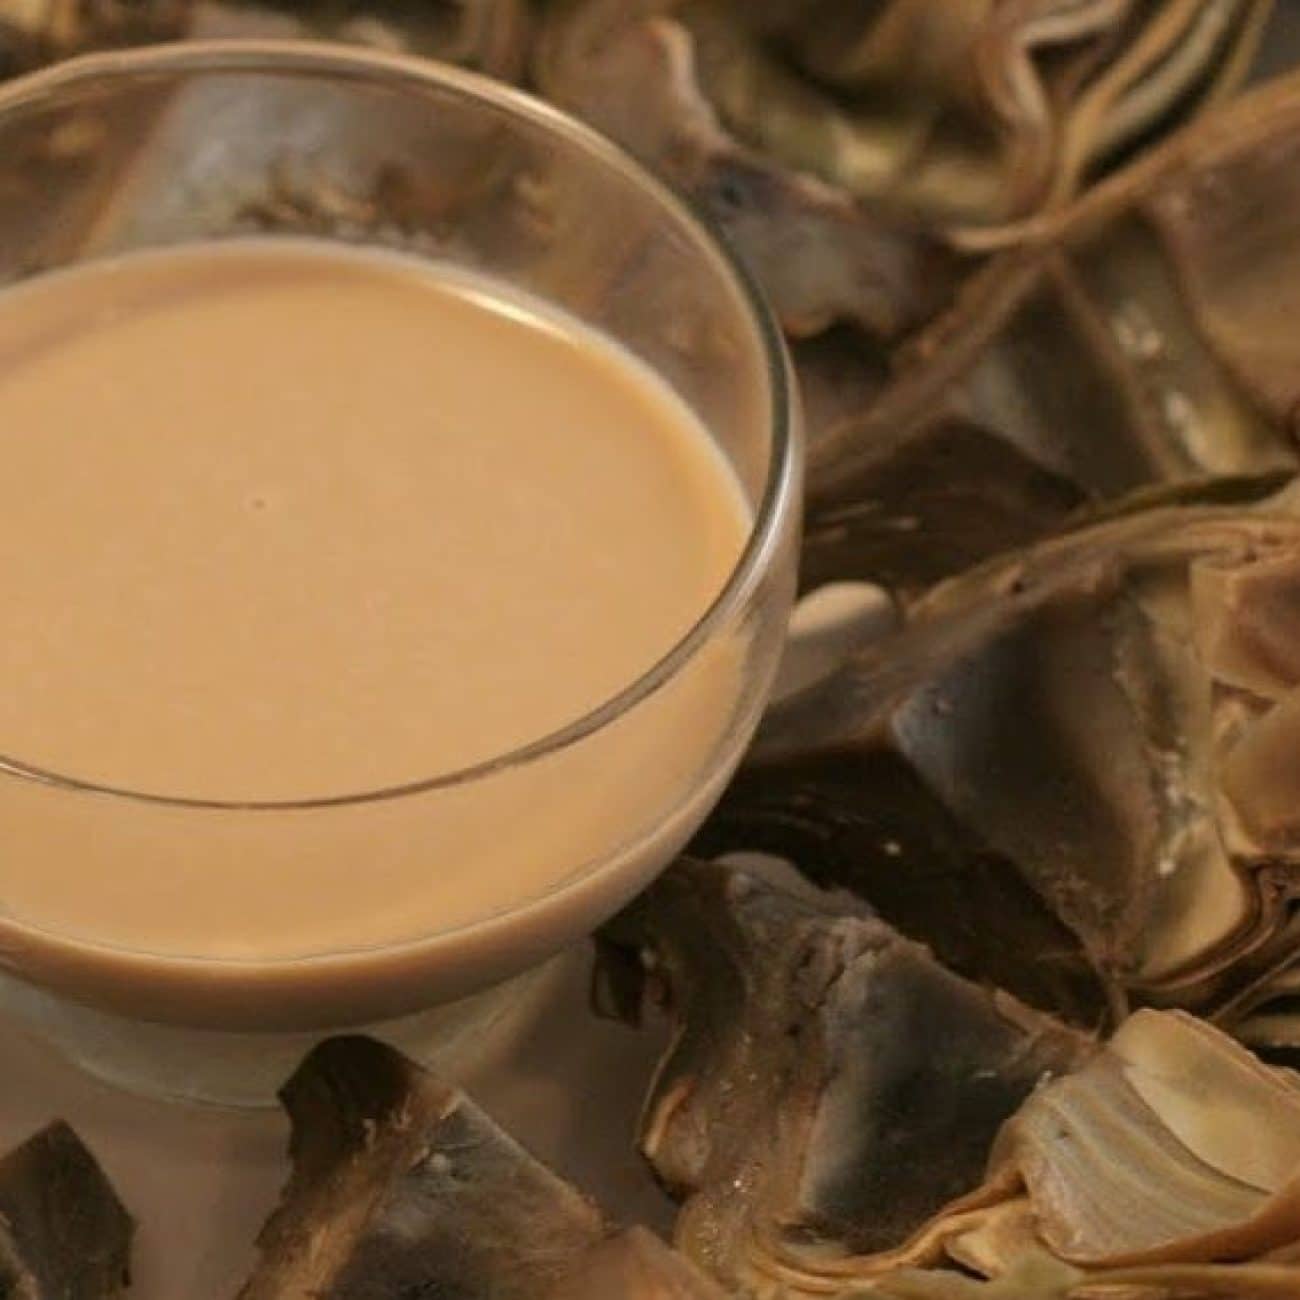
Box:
(0, 240, 750, 961)
(0, 239, 747, 802)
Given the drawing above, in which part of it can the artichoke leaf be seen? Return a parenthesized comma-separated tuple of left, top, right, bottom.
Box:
(239, 1035, 725, 1299)
(0, 1121, 134, 1300)
(537, 0, 958, 340)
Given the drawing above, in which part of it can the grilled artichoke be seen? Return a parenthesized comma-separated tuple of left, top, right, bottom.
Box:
(880, 1010, 1300, 1298)
(603, 857, 1300, 1298)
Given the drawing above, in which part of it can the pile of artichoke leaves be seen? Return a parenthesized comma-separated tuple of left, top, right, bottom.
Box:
(565, 3, 1300, 1296)
(10, 3, 1300, 1299)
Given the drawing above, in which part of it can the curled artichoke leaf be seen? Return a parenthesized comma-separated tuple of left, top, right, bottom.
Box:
(804, 67, 1300, 593)
(540, 0, 1271, 229)
(683, 0, 1272, 229)
(702, 497, 1300, 1029)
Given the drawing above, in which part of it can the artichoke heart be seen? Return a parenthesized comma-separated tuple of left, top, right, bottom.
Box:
(883, 1010, 1300, 1298)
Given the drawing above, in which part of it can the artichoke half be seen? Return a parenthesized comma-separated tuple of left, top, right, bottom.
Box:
(602, 857, 1300, 1299)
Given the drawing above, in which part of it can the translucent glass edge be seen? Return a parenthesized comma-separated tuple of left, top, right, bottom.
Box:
(0, 38, 803, 812)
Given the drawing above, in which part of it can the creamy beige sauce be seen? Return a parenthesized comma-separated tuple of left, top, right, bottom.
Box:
(0, 239, 750, 968)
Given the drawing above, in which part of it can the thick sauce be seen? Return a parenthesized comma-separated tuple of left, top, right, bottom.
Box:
(0, 239, 749, 968)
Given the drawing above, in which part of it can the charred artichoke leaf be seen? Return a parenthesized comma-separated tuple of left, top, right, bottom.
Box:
(0, 1121, 133, 1300)
(803, 66, 1300, 593)
(598, 856, 1091, 1297)
(239, 1035, 724, 1299)
(704, 499, 1300, 1028)
(0, 0, 531, 78)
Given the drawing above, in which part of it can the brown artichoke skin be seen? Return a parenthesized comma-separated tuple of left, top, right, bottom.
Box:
(0, 1121, 134, 1300)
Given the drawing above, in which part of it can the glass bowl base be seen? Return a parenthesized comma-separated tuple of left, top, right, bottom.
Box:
(0, 959, 559, 1108)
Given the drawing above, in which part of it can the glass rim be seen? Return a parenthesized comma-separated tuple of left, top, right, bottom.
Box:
(0, 37, 800, 813)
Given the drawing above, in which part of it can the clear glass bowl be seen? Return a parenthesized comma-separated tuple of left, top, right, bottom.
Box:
(0, 40, 800, 1094)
